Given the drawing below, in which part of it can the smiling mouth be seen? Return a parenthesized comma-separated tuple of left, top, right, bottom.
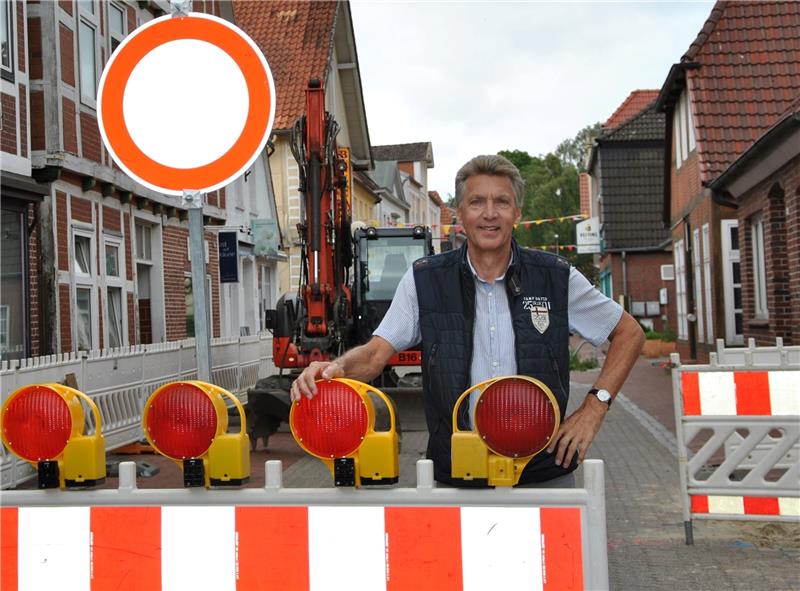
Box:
(479, 225, 500, 232)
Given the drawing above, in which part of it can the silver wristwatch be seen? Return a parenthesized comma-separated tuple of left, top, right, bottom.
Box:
(589, 387, 612, 408)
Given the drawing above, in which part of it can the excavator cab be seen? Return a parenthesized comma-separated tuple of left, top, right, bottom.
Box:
(352, 226, 433, 344)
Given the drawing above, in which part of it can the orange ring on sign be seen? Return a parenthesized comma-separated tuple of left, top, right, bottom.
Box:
(99, 14, 273, 193)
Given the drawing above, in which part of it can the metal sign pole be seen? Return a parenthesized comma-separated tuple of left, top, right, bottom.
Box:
(185, 190, 211, 382)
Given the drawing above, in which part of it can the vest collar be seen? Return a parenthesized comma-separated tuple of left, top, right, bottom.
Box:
(459, 239, 523, 292)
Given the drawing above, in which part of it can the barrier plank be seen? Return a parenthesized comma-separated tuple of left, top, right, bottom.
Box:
(236, 506, 309, 590)
(1, 508, 18, 591)
(541, 507, 584, 591)
(91, 507, 160, 591)
(385, 507, 463, 591)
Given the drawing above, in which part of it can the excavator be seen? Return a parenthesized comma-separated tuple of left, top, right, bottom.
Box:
(247, 79, 433, 449)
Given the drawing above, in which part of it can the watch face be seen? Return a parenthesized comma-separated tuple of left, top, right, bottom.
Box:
(596, 389, 611, 402)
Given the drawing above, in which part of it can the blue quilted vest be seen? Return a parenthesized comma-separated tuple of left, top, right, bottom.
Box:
(413, 239, 574, 485)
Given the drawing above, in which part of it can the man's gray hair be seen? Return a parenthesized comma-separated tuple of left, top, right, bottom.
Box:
(454, 154, 525, 208)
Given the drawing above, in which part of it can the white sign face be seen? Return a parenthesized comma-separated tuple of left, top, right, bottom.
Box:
(576, 216, 601, 254)
(98, 13, 275, 196)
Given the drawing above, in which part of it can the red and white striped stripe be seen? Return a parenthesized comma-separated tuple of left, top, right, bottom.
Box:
(691, 495, 800, 517)
(680, 370, 800, 416)
(0, 505, 584, 591)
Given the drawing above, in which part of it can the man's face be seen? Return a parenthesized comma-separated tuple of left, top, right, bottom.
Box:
(457, 174, 522, 255)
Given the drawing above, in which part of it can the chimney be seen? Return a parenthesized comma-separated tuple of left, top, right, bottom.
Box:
(579, 173, 591, 218)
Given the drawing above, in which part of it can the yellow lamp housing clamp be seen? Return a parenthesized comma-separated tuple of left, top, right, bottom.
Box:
(1, 384, 106, 489)
(142, 381, 250, 488)
(290, 378, 399, 487)
(451, 375, 561, 487)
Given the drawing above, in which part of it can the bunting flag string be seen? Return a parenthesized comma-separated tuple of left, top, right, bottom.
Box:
(535, 244, 578, 252)
(388, 214, 583, 233)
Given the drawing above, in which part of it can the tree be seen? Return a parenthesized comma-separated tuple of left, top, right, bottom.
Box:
(498, 140, 598, 282)
(555, 122, 603, 172)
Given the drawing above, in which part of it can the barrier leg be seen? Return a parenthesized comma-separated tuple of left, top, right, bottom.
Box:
(684, 520, 694, 545)
(265, 460, 283, 489)
(584, 459, 609, 591)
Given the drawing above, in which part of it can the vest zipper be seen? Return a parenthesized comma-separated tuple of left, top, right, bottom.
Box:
(545, 342, 568, 402)
(427, 343, 438, 373)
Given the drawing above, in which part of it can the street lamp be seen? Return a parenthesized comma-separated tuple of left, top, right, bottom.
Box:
(554, 233, 559, 253)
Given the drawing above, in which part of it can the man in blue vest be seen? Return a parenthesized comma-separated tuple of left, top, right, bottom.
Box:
(292, 154, 645, 486)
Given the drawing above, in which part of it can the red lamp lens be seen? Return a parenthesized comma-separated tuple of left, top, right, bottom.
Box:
(474, 378, 556, 458)
(146, 383, 217, 458)
(291, 381, 368, 458)
(2, 386, 72, 461)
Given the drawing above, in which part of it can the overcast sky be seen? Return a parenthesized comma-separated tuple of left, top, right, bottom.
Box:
(350, 1, 714, 198)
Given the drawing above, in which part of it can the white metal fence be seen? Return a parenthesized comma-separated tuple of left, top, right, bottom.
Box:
(0, 335, 277, 489)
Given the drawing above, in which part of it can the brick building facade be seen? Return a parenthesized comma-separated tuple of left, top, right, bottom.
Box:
(1, 0, 251, 361)
(656, 1, 800, 361)
(710, 105, 800, 346)
(587, 94, 675, 334)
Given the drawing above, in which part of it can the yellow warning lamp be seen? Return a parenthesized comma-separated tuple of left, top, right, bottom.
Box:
(451, 376, 560, 487)
(290, 378, 398, 487)
(142, 381, 250, 487)
(1, 384, 106, 489)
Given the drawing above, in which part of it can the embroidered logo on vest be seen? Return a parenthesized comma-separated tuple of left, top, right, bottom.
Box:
(523, 296, 550, 334)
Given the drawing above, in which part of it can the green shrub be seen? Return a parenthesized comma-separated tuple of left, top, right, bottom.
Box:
(570, 356, 599, 371)
(642, 325, 676, 342)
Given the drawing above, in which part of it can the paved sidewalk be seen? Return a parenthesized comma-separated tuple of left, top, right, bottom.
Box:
(571, 368, 800, 591)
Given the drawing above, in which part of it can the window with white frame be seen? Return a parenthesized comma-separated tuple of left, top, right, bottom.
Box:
(673, 90, 696, 168)
(721, 220, 743, 345)
(73, 231, 95, 351)
(660, 264, 674, 281)
(692, 229, 705, 343)
(108, 3, 126, 54)
(674, 238, 688, 340)
(259, 264, 275, 332)
(1, 0, 14, 81)
(78, 1, 98, 105)
(702, 223, 713, 343)
(674, 100, 685, 167)
(751, 214, 768, 319)
(135, 220, 166, 344)
(104, 236, 125, 349)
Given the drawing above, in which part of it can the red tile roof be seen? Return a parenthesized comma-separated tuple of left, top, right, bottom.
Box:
(233, 1, 338, 131)
(603, 90, 660, 129)
(428, 190, 445, 207)
(683, 1, 800, 181)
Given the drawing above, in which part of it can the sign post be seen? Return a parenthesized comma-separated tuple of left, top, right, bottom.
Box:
(576, 216, 601, 254)
(185, 191, 212, 380)
(97, 3, 275, 381)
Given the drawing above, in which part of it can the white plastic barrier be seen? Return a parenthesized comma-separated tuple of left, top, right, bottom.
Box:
(0, 460, 608, 591)
(0, 335, 276, 489)
(671, 342, 800, 544)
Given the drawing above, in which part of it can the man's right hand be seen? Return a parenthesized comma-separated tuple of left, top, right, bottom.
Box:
(290, 360, 345, 402)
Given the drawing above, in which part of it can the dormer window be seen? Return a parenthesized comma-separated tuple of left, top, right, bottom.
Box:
(673, 90, 696, 168)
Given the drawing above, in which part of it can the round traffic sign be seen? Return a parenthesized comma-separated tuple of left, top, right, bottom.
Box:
(98, 13, 275, 196)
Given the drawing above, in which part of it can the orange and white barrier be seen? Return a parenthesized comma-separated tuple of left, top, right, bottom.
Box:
(690, 495, 800, 517)
(671, 350, 800, 545)
(680, 370, 799, 416)
(0, 459, 607, 590)
(0, 504, 584, 591)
